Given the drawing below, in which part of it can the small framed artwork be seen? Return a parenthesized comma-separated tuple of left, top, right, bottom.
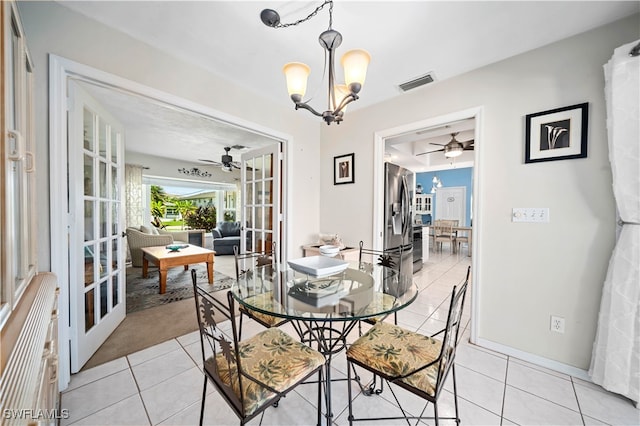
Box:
(525, 102, 588, 163)
(334, 153, 355, 185)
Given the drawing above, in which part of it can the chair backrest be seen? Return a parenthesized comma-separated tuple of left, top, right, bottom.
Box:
(357, 241, 413, 298)
(191, 269, 245, 414)
(434, 221, 455, 238)
(358, 240, 403, 274)
(233, 242, 277, 280)
(432, 266, 470, 395)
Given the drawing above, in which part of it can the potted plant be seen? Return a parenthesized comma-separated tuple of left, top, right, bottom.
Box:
(184, 206, 217, 231)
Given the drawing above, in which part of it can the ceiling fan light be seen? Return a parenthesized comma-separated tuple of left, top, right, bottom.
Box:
(221, 164, 232, 173)
(283, 62, 311, 99)
(341, 49, 370, 94)
(444, 145, 463, 158)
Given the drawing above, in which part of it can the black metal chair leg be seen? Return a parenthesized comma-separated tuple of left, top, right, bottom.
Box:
(452, 364, 460, 425)
(434, 401, 439, 426)
(238, 311, 245, 341)
(317, 368, 323, 426)
(347, 361, 354, 425)
(199, 375, 207, 426)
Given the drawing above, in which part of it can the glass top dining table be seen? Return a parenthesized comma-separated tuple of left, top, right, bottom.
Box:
(230, 260, 418, 424)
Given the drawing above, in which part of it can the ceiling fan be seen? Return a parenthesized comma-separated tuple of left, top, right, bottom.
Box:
(199, 146, 240, 172)
(416, 132, 474, 158)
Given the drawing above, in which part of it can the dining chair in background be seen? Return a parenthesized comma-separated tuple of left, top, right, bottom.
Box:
(433, 220, 457, 253)
(191, 269, 325, 426)
(346, 266, 471, 426)
(233, 243, 289, 340)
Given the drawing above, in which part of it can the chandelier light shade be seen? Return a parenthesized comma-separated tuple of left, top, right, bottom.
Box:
(342, 49, 370, 91)
(283, 62, 311, 99)
(262, 0, 369, 125)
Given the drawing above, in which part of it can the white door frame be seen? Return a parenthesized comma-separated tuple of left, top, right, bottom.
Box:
(373, 106, 484, 345)
(49, 54, 294, 390)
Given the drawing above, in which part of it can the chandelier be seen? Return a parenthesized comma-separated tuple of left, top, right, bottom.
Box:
(260, 0, 370, 125)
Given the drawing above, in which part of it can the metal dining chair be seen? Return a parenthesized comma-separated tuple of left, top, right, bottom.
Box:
(355, 241, 404, 395)
(233, 243, 289, 340)
(346, 266, 471, 426)
(191, 269, 325, 425)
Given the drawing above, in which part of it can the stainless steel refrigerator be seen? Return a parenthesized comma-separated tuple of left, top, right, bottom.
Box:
(384, 162, 414, 277)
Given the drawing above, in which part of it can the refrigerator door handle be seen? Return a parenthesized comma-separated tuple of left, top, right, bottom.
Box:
(400, 174, 410, 237)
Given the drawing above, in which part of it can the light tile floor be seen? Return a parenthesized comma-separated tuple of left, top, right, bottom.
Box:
(61, 250, 640, 425)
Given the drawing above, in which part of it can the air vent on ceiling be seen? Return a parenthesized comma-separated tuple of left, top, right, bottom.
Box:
(398, 72, 436, 92)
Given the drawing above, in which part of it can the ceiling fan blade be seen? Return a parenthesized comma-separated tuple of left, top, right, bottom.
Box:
(461, 139, 474, 148)
(416, 148, 445, 156)
(429, 142, 447, 146)
(198, 159, 221, 165)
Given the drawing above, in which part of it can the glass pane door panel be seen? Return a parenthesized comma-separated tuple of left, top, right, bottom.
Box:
(246, 159, 255, 181)
(99, 241, 108, 279)
(112, 239, 119, 272)
(84, 201, 94, 241)
(84, 108, 94, 151)
(100, 201, 108, 238)
(99, 161, 107, 197)
(112, 275, 119, 308)
(85, 289, 95, 332)
(100, 281, 108, 318)
(84, 244, 95, 286)
(99, 120, 107, 158)
(112, 203, 119, 236)
(84, 155, 93, 196)
(246, 182, 254, 205)
(256, 207, 263, 229)
(111, 132, 118, 162)
(264, 154, 273, 178)
(111, 166, 118, 199)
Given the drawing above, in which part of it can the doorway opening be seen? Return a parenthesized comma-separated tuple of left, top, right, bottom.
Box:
(373, 106, 483, 345)
(50, 55, 292, 386)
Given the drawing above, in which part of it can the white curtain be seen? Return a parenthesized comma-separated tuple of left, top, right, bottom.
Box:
(125, 164, 144, 229)
(589, 40, 640, 406)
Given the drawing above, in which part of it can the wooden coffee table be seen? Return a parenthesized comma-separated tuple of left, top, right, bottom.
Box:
(141, 245, 215, 294)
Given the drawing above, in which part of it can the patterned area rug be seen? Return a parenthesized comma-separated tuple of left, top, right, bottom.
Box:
(126, 263, 234, 313)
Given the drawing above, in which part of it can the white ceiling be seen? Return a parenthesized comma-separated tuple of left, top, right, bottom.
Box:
(58, 1, 639, 171)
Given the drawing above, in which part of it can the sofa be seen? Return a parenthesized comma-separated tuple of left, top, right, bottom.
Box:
(125, 226, 186, 267)
(211, 221, 251, 255)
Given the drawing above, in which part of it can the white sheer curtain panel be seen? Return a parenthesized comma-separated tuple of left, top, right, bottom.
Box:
(589, 40, 640, 407)
(125, 164, 144, 229)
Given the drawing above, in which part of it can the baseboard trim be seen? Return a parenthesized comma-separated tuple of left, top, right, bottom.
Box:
(475, 337, 591, 381)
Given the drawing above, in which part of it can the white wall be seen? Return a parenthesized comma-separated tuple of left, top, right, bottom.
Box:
(319, 14, 639, 370)
(19, 1, 322, 269)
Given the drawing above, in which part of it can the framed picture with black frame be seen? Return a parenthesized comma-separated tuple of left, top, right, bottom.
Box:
(334, 153, 355, 185)
(525, 102, 588, 163)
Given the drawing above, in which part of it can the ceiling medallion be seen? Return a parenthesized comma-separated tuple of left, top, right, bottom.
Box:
(177, 167, 212, 178)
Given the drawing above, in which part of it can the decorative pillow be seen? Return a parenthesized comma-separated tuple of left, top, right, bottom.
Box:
(211, 229, 223, 239)
(140, 225, 152, 234)
(149, 225, 159, 235)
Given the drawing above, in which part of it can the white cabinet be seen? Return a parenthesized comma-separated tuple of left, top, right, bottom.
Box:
(415, 194, 432, 214)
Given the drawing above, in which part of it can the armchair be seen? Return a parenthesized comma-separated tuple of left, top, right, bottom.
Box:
(125, 227, 174, 267)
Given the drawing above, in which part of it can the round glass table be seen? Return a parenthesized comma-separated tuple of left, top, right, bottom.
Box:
(230, 260, 418, 424)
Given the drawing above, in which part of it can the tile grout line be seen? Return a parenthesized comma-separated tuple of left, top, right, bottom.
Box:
(126, 351, 153, 425)
(571, 377, 587, 426)
(500, 357, 510, 425)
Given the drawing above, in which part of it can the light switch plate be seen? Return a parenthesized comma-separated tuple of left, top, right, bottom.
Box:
(512, 208, 550, 223)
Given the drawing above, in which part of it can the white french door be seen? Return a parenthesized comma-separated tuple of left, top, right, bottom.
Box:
(435, 186, 467, 226)
(68, 81, 126, 372)
(241, 144, 281, 257)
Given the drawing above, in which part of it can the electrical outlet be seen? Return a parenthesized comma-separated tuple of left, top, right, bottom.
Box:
(550, 316, 565, 333)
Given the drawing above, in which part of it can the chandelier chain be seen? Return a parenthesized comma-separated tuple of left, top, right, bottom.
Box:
(273, 0, 333, 29)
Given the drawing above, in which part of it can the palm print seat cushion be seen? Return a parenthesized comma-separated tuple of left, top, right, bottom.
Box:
(346, 321, 444, 397)
(207, 328, 325, 416)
